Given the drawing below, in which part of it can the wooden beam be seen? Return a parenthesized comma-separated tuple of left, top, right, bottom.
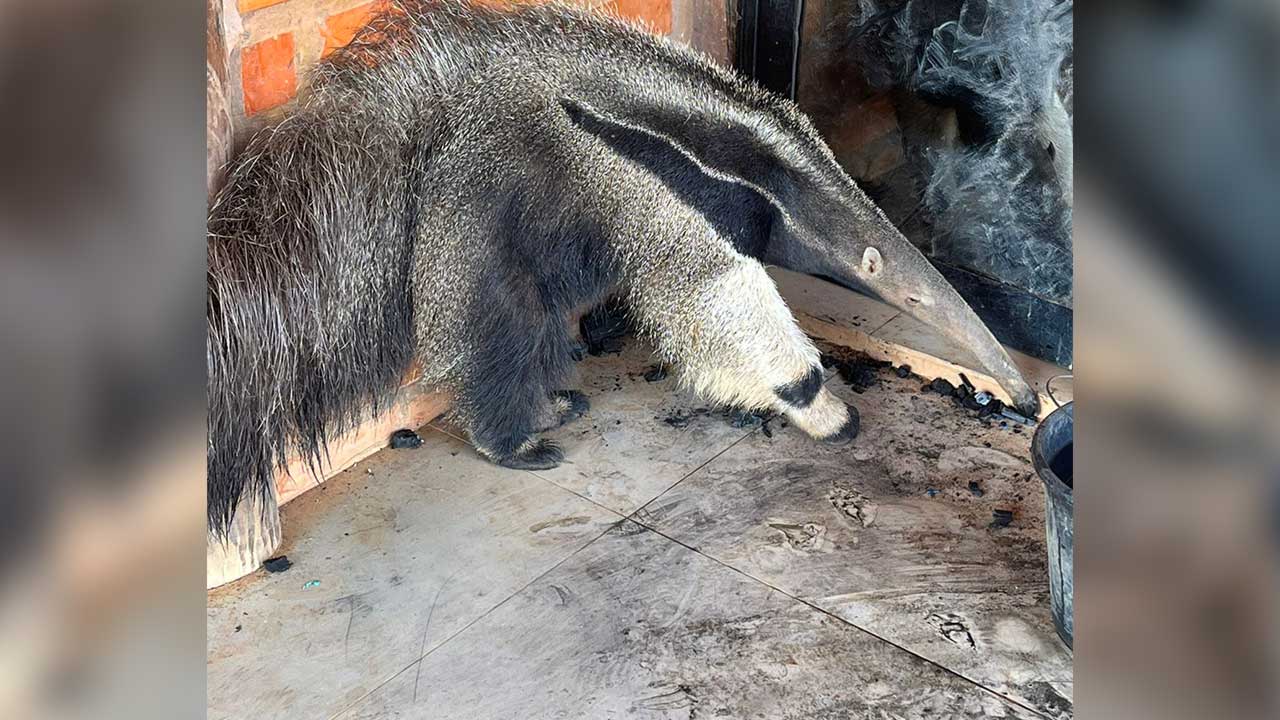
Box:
(207, 481, 282, 589)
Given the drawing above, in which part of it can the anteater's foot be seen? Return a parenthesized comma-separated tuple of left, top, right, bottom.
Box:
(820, 403, 860, 445)
(535, 390, 590, 432)
(786, 385, 861, 446)
(497, 438, 564, 470)
(569, 341, 588, 362)
(551, 390, 590, 426)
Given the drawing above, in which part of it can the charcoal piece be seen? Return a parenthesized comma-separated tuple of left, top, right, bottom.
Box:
(929, 378, 956, 396)
(389, 429, 423, 449)
(263, 556, 292, 573)
(991, 509, 1014, 527)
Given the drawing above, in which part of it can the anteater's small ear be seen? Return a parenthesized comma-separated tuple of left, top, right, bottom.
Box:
(861, 246, 883, 277)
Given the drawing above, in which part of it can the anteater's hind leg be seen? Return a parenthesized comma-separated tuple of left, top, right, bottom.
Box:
(642, 259, 859, 444)
(532, 390, 591, 432)
(463, 307, 585, 470)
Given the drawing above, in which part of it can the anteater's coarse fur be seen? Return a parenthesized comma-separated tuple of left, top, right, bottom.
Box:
(208, 0, 1034, 535)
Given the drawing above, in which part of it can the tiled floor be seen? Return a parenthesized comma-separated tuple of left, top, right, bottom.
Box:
(208, 339, 1073, 720)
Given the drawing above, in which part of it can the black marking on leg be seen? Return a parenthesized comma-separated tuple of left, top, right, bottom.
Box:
(497, 439, 564, 470)
(774, 365, 824, 408)
(821, 403, 860, 445)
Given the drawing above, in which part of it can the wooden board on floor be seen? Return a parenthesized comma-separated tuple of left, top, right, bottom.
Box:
(208, 380, 450, 589)
(275, 382, 452, 506)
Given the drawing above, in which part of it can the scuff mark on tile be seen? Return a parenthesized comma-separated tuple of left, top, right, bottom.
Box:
(927, 612, 978, 649)
(529, 515, 594, 534)
(829, 482, 879, 528)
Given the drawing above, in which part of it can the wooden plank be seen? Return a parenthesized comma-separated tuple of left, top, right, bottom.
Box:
(276, 383, 451, 505)
(208, 379, 450, 589)
(207, 481, 282, 589)
(207, 428, 620, 719)
(643, 377, 1074, 715)
(334, 522, 1040, 719)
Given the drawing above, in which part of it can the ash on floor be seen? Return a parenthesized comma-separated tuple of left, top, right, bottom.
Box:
(208, 337, 1071, 720)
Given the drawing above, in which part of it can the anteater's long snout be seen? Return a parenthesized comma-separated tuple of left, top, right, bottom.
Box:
(887, 256, 1040, 418)
(828, 237, 1041, 418)
(914, 276, 1041, 418)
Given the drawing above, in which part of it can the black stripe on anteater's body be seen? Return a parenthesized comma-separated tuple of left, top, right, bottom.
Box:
(207, 0, 1038, 535)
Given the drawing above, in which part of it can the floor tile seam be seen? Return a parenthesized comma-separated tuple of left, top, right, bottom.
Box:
(866, 311, 903, 337)
(625, 518, 1054, 720)
(324, 522, 618, 720)
(623, 429, 760, 522)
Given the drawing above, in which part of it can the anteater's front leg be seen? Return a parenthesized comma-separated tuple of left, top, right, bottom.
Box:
(638, 258, 859, 444)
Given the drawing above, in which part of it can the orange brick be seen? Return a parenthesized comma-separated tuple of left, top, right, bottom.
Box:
(609, 0, 672, 34)
(321, 2, 383, 57)
(241, 33, 298, 116)
(238, 0, 289, 12)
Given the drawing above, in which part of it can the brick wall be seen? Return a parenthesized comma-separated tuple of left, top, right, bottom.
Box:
(208, 0, 235, 196)
(219, 0, 683, 132)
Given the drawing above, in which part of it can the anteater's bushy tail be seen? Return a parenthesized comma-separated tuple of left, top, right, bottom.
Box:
(206, 98, 426, 536)
(206, 1, 521, 535)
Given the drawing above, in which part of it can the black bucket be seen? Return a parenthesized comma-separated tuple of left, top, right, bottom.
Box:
(1032, 401, 1073, 649)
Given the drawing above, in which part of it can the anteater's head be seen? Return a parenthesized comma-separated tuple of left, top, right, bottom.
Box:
(562, 24, 1041, 417)
(752, 113, 1041, 418)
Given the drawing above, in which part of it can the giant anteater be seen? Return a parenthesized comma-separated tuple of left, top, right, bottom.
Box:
(207, 0, 1038, 534)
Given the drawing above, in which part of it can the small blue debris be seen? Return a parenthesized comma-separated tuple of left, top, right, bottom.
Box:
(303, 580, 321, 589)
(926, 488, 940, 498)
